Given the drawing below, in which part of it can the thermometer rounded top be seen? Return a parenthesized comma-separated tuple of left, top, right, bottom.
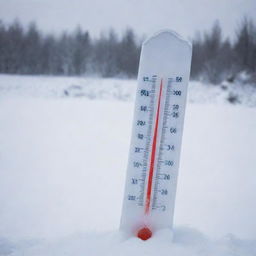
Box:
(138, 30, 192, 78)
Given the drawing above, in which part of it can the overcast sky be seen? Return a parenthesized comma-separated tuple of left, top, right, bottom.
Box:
(0, 0, 255, 40)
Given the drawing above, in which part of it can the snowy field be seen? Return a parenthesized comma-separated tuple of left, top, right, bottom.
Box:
(1, 74, 256, 107)
(0, 74, 256, 255)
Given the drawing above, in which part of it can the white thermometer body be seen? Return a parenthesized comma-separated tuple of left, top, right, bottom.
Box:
(120, 30, 192, 239)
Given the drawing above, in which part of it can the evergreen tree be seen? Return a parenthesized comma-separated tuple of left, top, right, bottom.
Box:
(72, 26, 91, 75)
(118, 29, 140, 77)
(234, 17, 256, 73)
(23, 22, 41, 74)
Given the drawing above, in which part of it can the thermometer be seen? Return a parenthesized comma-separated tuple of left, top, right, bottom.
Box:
(120, 30, 192, 240)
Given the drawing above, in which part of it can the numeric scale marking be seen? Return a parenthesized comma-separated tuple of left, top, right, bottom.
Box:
(145, 78, 163, 215)
(137, 77, 181, 216)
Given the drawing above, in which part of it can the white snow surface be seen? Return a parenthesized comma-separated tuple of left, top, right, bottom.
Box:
(0, 74, 256, 106)
(0, 74, 256, 255)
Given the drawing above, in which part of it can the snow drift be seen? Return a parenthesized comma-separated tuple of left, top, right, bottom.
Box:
(0, 75, 255, 255)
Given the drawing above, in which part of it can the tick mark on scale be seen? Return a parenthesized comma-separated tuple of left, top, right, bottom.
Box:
(144, 78, 163, 214)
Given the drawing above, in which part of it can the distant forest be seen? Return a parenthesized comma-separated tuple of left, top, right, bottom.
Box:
(0, 18, 255, 84)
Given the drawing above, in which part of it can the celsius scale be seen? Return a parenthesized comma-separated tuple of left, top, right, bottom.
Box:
(120, 30, 192, 240)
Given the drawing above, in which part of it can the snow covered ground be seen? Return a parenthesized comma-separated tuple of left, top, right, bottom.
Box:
(0, 74, 256, 255)
(1, 74, 256, 107)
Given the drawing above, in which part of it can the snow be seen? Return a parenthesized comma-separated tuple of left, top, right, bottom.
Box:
(0, 75, 135, 101)
(0, 74, 256, 255)
(1, 74, 256, 106)
(3, 228, 256, 256)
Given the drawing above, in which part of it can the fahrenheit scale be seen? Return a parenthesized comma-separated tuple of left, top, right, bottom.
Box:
(120, 30, 192, 240)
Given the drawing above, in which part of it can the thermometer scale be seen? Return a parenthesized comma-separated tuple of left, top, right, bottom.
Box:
(120, 30, 192, 240)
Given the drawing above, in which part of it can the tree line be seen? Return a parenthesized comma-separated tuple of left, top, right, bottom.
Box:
(0, 18, 255, 83)
(0, 21, 140, 77)
(191, 18, 256, 84)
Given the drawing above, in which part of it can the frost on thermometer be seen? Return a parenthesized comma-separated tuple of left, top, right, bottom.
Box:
(120, 30, 192, 240)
